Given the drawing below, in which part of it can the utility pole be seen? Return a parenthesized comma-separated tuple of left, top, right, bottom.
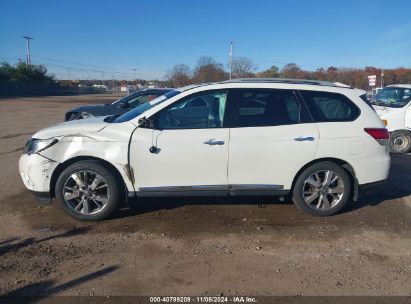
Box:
(381, 70, 384, 88)
(68, 67, 71, 82)
(112, 74, 115, 93)
(22, 36, 34, 65)
(229, 41, 233, 79)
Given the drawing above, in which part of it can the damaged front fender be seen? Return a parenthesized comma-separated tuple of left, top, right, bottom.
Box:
(19, 153, 60, 193)
(37, 125, 135, 194)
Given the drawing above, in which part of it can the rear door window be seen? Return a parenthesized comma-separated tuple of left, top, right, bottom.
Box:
(300, 90, 360, 122)
(231, 89, 303, 127)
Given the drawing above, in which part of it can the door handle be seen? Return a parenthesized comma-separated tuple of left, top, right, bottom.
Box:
(294, 136, 315, 142)
(204, 139, 225, 145)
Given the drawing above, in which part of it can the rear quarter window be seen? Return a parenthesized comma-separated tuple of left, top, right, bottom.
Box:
(299, 90, 360, 122)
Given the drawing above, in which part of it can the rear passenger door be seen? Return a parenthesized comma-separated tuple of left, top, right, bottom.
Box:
(298, 90, 363, 159)
(227, 89, 319, 191)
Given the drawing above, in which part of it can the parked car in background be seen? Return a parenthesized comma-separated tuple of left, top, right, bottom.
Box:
(65, 88, 172, 121)
(20, 79, 390, 221)
(372, 84, 411, 153)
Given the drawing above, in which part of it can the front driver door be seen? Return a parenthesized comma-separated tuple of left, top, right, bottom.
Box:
(130, 89, 230, 194)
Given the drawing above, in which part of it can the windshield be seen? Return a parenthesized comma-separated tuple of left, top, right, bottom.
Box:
(372, 87, 411, 108)
(113, 90, 181, 123)
(112, 91, 165, 108)
(112, 92, 138, 104)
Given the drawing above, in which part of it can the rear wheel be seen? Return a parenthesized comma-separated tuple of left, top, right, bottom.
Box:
(389, 130, 411, 153)
(292, 161, 352, 216)
(55, 161, 122, 221)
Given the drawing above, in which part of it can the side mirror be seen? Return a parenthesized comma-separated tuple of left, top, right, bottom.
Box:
(138, 116, 155, 129)
(118, 102, 129, 109)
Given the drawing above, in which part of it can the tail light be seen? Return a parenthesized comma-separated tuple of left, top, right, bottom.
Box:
(364, 128, 389, 145)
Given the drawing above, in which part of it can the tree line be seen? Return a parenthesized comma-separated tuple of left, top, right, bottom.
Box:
(0, 62, 55, 83)
(165, 56, 411, 90)
(2, 59, 410, 91)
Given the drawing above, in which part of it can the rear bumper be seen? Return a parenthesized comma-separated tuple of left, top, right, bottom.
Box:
(29, 190, 52, 205)
(351, 153, 390, 185)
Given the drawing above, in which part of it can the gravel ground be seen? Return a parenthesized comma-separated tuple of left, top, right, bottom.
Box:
(0, 94, 410, 297)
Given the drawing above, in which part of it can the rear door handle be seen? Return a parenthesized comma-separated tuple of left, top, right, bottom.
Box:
(294, 136, 315, 142)
(204, 139, 225, 145)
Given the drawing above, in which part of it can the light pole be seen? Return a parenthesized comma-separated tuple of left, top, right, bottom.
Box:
(229, 41, 233, 79)
(22, 36, 34, 65)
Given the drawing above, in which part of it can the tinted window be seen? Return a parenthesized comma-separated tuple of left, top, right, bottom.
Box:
(233, 89, 301, 127)
(300, 91, 360, 122)
(156, 90, 228, 129)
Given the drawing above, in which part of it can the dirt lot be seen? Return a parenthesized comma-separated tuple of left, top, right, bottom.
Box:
(0, 94, 410, 297)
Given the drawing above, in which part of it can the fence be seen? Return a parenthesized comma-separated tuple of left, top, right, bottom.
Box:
(0, 81, 106, 97)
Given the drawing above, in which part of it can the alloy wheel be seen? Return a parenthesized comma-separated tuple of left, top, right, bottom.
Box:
(63, 170, 110, 215)
(302, 170, 344, 211)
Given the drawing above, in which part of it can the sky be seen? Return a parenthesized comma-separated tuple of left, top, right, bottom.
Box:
(1, 0, 411, 80)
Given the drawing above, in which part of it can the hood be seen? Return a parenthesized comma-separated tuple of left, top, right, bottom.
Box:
(32, 116, 109, 139)
(66, 102, 129, 120)
(69, 103, 110, 112)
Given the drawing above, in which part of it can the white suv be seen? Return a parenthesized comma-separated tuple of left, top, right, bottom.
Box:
(19, 79, 390, 221)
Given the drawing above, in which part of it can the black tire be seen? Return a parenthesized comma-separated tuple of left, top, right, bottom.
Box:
(389, 130, 411, 153)
(55, 160, 122, 221)
(292, 161, 352, 217)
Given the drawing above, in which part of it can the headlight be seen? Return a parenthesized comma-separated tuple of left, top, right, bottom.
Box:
(23, 138, 58, 155)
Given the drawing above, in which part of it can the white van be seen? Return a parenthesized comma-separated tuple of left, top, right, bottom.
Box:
(372, 85, 411, 153)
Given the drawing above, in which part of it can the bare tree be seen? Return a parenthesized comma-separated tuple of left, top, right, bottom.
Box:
(165, 64, 191, 87)
(280, 63, 301, 79)
(192, 56, 227, 82)
(255, 65, 280, 78)
(231, 57, 257, 78)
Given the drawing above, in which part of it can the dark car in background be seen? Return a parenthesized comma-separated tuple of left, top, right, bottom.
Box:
(65, 88, 172, 121)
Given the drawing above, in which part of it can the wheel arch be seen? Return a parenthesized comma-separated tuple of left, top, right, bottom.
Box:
(291, 157, 359, 201)
(49, 156, 127, 198)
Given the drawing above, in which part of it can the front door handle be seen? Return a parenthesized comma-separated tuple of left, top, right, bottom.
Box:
(294, 136, 315, 142)
(204, 139, 225, 145)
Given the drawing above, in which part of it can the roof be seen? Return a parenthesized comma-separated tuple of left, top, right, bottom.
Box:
(222, 78, 352, 88)
(177, 83, 212, 92)
(387, 84, 411, 89)
(173, 78, 357, 94)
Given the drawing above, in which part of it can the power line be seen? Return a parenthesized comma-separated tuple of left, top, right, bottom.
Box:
(31, 55, 165, 72)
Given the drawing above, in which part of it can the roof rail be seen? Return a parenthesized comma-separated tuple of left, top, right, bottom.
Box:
(222, 78, 352, 88)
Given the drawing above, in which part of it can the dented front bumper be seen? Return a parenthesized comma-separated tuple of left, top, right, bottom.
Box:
(19, 153, 60, 204)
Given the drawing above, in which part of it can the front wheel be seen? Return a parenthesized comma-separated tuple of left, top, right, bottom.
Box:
(292, 161, 352, 217)
(389, 130, 411, 153)
(55, 161, 122, 221)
